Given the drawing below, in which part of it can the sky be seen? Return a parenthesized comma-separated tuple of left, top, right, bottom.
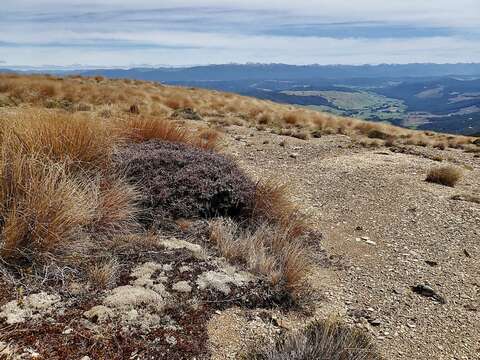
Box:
(1, 0, 480, 68)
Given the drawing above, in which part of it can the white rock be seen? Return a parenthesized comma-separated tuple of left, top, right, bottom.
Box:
(158, 238, 205, 259)
(0, 292, 61, 325)
(172, 281, 192, 293)
(83, 305, 114, 323)
(196, 267, 253, 295)
(131, 262, 163, 287)
(104, 285, 166, 312)
(165, 335, 177, 346)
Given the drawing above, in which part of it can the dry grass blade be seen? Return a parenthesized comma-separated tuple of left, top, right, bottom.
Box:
(87, 257, 120, 289)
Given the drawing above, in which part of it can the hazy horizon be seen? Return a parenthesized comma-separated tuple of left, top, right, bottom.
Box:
(2, 0, 480, 67)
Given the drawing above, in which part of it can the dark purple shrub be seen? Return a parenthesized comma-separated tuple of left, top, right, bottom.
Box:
(114, 140, 255, 226)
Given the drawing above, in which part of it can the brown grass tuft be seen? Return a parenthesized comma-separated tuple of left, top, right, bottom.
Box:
(248, 318, 382, 360)
(426, 165, 463, 187)
(87, 257, 119, 289)
(2, 111, 114, 171)
(90, 178, 140, 238)
(115, 116, 219, 150)
(251, 179, 310, 238)
(0, 154, 95, 259)
(209, 218, 311, 293)
(116, 116, 190, 144)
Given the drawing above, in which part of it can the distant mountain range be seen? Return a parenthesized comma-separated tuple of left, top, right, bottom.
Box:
(76, 63, 480, 81)
(2, 63, 480, 135)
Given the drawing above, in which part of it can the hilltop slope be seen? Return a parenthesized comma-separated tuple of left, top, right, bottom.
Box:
(0, 74, 478, 359)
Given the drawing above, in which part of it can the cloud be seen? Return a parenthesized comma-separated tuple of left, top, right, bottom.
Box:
(1, 0, 479, 66)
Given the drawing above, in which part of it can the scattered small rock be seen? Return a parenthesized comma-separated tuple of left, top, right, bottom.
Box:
(62, 328, 73, 335)
(84, 305, 114, 323)
(289, 153, 299, 159)
(411, 284, 446, 304)
(165, 335, 177, 346)
(464, 304, 478, 312)
(425, 260, 438, 267)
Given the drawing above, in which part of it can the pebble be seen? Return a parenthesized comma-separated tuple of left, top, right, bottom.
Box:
(165, 335, 177, 346)
(290, 153, 299, 159)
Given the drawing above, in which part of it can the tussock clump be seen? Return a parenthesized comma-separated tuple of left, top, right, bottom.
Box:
(251, 179, 309, 238)
(0, 111, 140, 263)
(2, 111, 114, 171)
(129, 104, 140, 114)
(0, 154, 95, 260)
(87, 257, 120, 289)
(114, 140, 255, 226)
(115, 116, 190, 144)
(171, 107, 202, 120)
(248, 319, 382, 360)
(90, 178, 141, 238)
(367, 129, 390, 140)
(209, 218, 310, 296)
(209, 179, 313, 297)
(114, 116, 219, 150)
(426, 165, 463, 187)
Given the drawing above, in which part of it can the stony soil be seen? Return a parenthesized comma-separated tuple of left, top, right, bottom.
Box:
(0, 112, 478, 359)
(214, 124, 480, 360)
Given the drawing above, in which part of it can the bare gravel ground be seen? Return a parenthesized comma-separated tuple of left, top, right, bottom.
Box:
(221, 124, 480, 360)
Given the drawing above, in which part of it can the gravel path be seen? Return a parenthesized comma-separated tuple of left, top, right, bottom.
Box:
(222, 125, 480, 360)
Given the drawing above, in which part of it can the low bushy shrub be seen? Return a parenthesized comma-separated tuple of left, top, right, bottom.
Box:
(426, 165, 463, 187)
(114, 140, 255, 226)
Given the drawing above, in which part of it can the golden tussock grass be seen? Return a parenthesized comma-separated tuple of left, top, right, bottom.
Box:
(87, 257, 119, 289)
(209, 179, 312, 293)
(1, 73, 475, 149)
(426, 165, 463, 187)
(114, 116, 219, 150)
(209, 218, 311, 293)
(251, 179, 310, 238)
(90, 178, 141, 238)
(1, 112, 114, 171)
(0, 153, 95, 259)
(0, 107, 221, 261)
